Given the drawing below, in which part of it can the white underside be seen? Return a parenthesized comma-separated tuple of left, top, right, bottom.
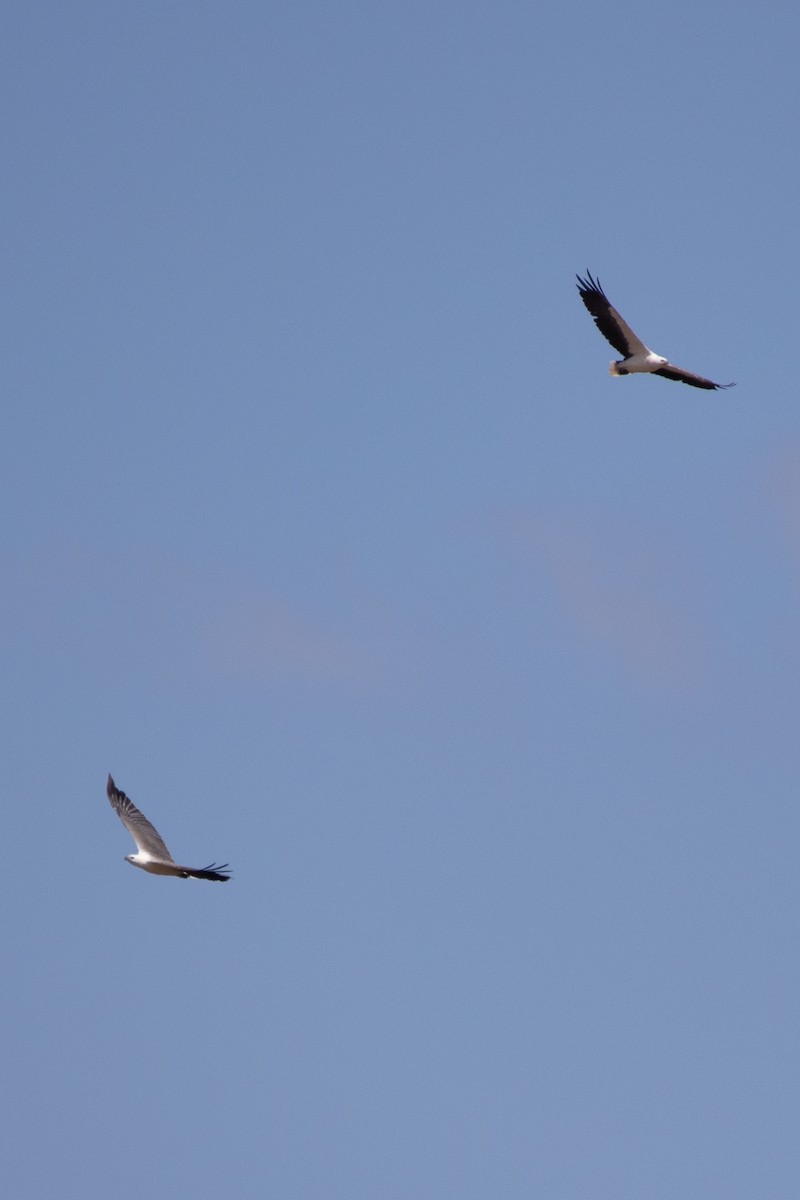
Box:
(126, 853, 180, 875)
(609, 351, 668, 376)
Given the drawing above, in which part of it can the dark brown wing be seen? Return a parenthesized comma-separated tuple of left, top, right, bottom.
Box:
(179, 863, 232, 882)
(576, 271, 648, 358)
(653, 366, 736, 391)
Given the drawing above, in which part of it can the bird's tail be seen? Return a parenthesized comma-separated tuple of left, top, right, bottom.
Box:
(608, 361, 627, 376)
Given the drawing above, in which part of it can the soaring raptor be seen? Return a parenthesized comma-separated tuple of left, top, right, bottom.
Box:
(106, 774, 231, 882)
(576, 271, 735, 390)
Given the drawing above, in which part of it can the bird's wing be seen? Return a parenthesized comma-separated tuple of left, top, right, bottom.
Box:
(107, 774, 175, 862)
(175, 863, 232, 882)
(576, 272, 650, 357)
(652, 365, 736, 391)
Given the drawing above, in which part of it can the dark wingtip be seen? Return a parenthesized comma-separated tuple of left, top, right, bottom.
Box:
(198, 861, 232, 881)
(576, 270, 604, 297)
(107, 773, 116, 797)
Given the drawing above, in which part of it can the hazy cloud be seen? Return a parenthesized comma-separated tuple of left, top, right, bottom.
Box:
(763, 442, 800, 569)
(499, 509, 715, 697)
(0, 541, 427, 694)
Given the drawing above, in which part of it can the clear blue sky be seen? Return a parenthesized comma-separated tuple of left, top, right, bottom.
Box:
(3, 2, 800, 1196)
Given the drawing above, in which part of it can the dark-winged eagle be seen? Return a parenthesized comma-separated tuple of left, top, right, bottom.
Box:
(576, 271, 735, 390)
(107, 774, 231, 881)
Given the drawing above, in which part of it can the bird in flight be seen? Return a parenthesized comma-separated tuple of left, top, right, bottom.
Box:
(106, 774, 231, 882)
(576, 271, 735, 391)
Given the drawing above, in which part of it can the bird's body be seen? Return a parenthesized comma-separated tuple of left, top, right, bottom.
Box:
(106, 774, 231, 882)
(576, 271, 735, 391)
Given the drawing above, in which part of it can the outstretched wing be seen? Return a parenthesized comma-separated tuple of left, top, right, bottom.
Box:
(107, 774, 175, 862)
(180, 863, 232, 882)
(576, 271, 649, 358)
(653, 365, 736, 391)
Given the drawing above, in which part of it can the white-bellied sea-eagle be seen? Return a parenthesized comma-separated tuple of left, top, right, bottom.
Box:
(576, 271, 735, 390)
(107, 774, 231, 881)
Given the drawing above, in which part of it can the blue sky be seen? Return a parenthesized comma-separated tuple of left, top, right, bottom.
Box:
(4, 2, 800, 1196)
